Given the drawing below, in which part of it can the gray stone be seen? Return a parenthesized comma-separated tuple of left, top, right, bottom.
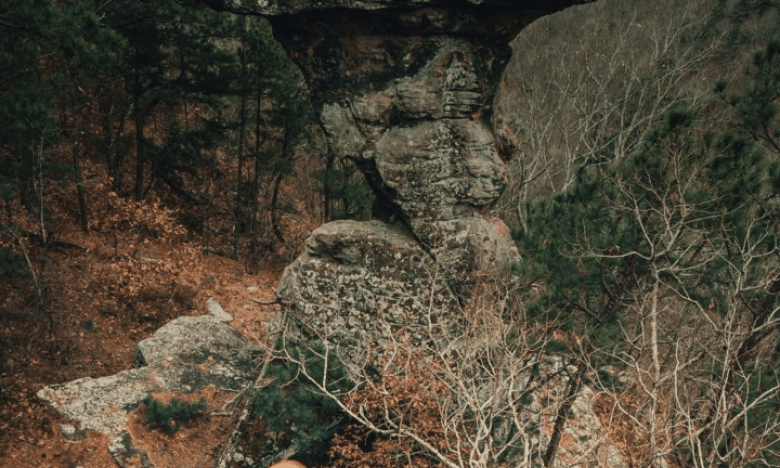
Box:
(38, 300, 261, 434)
(207, 296, 233, 322)
(60, 424, 86, 443)
(134, 314, 256, 369)
(275, 220, 460, 366)
(411, 215, 520, 294)
(109, 430, 154, 468)
(38, 368, 156, 433)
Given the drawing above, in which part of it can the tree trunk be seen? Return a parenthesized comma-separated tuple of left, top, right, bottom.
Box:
(249, 80, 264, 238)
(35, 133, 47, 246)
(270, 169, 285, 244)
(648, 274, 663, 468)
(544, 361, 585, 468)
(234, 62, 247, 251)
(133, 50, 145, 201)
(72, 133, 90, 232)
(323, 146, 334, 223)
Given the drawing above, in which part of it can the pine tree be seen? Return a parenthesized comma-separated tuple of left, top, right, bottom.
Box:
(250, 345, 352, 466)
(229, 16, 316, 262)
(0, 0, 59, 208)
(94, 0, 240, 202)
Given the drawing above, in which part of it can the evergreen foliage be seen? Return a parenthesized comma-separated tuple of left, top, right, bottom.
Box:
(0, 0, 59, 205)
(141, 395, 208, 435)
(319, 158, 375, 221)
(249, 345, 353, 466)
(0, 249, 28, 279)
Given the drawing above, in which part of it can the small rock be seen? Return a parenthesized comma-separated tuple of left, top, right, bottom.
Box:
(40, 307, 260, 434)
(60, 424, 86, 443)
(109, 431, 154, 468)
(207, 297, 233, 322)
(246, 286, 259, 292)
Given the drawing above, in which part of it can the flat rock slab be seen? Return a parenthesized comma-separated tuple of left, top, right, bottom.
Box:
(37, 298, 262, 434)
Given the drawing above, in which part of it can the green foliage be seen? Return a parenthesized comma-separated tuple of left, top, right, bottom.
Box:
(721, 0, 780, 49)
(594, 369, 624, 392)
(141, 395, 207, 435)
(99, 0, 246, 200)
(81, 320, 98, 333)
(0, 0, 320, 214)
(545, 340, 567, 354)
(723, 36, 780, 153)
(731, 0, 780, 22)
(515, 83, 779, 351)
(0, 0, 60, 204)
(0, 249, 28, 279)
(249, 345, 353, 466)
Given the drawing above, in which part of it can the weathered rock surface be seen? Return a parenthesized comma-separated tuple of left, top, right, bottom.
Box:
(274, 220, 460, 359)
(109, 431, 154, 468)
(202, 2, 621, 467)
(210, 2, 573, 347)
(207, 1, 593, 369)
(204, 1, 599, 289)
(37, 299, 261, 465)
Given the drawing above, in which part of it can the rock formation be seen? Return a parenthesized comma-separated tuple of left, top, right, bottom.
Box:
(275, 220, 460, 352)
(205, 0, 589, 349)
(202, 4, 624, 466)
(37, 299, 261, 468)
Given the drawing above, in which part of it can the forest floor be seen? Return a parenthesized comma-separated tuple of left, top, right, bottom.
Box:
(0, 204, 300, 468)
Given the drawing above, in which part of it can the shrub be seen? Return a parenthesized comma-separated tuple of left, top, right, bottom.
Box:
(141, 395, 207, 435)
(249, 345, 353, 466)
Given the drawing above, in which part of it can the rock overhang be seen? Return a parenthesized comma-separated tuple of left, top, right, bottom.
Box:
(207, 0, 591, 17)
(202, 0, 591, 356)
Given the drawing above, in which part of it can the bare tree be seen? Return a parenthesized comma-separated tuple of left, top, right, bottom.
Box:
(495, 0, 727, 229)
(264, 268, 625, 468)
(562, 108, 780, 468)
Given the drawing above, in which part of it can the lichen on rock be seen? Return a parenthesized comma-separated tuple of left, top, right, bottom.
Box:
(273, 220, 461, 363)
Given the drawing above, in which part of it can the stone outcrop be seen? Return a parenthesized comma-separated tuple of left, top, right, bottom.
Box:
(272, 220, 460, 359)
(202, 3, 620, 466)
(204, 0, 589, 347)
(204, 1, 596, 272)
(37, 299, 261, 468)
(38, 299, 259, 434)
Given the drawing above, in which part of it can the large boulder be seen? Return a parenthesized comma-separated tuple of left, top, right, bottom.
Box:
(274, 220, 460, 361)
